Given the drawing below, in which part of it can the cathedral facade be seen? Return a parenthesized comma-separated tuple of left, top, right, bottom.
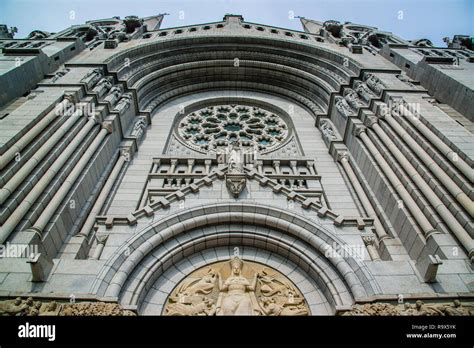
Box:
(0, 14, 473, 316)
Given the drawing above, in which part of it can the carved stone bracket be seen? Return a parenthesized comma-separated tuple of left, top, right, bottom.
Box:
(225, 173, 247, 198)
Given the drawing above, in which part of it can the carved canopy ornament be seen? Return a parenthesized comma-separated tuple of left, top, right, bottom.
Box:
(164, 256, 310, 316)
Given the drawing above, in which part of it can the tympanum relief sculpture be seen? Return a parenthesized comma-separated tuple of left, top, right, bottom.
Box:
(164, 256, 309, 316)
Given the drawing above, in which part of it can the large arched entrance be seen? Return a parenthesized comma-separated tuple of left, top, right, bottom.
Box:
(92, 202, 379, 315)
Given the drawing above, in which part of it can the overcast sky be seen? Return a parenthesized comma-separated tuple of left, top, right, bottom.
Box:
(1, 0, 472, 46)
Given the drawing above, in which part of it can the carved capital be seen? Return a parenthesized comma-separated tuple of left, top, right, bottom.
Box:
(364, 116, 378, 128)
(375, 103, 388, 118)
(120, 147, 133, 161)
(362, 235, 376, 246)
(337, 152, 350, 163)
(101, 121, 114, 134)
(354, 126, 367, 138)
(63, 93, 76, 104)
(96, 234, 109, 245)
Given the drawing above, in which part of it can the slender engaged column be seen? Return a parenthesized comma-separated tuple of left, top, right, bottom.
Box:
(187, 159, 195, 174)
(204, 159, 212, 174)
(0, 109, 85, 205)
(337, 152, 389, 241)
(290, 160, 298, 175)
(75, 151, 127, 242)
(306, 160, 316, 175)
(91, 235, 108, 260)
(383, 108, 473, 217)
(363, 236, 381, 261)
(355, 126, 438, 238)
(397, 103, 474, 182)
(366, 116, 474, 258)
(273, 160, 281, 175)
(0, 116, 98, 244)
(169, 159, 178, 174)
(31, 121, 113, 235)
(0, 94, 75, 170)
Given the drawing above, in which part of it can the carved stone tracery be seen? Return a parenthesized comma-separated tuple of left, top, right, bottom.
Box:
(176, 104, 290, 153)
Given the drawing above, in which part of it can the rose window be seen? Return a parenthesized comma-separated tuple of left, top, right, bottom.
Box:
(177, 104, 290, 152)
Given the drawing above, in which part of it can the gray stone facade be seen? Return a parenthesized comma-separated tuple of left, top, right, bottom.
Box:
(0, 14, 472, 315)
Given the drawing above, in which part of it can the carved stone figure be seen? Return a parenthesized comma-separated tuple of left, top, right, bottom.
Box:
(226, 177, 246, 198)
(335, 96, 353, 117)
(444, 300, 471, 316)
(130, 116, 147, 141)
(103, 85, 123, 106)
(216, 257, 260, 315)
(0, 298, 135, 316)
(39, 301, 62, 316)
(364, 73, 385, 95)
(0, 297, 29, 316)
(113, 93, 133, 114)
(261, 297, 308, 316)
(396, 74, 416, 88)
(80, 68, 103, 89)
(164, 257, 309, 316)
(175, 268, 217, 296)
(227, 141, 243, 173)
(166, 298, 216, 316)
(92, 76, 113, 97)
(51, 68, 70, 82)
(341, 300, 474, 316)
(319, 119, 337, 144)
(354, 81, 376, 102)
(343, 88, 365, 109)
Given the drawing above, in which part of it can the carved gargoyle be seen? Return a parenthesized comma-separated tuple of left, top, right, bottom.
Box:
(226, 177, 246, 198)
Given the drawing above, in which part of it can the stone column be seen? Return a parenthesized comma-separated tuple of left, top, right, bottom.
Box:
(0, 116, 98, 244)
(337, 152, 389, 242)
(366, 116, 474, 258)
(306, 160, 316, 175)
(256, 160, 263, 174)
(73, 149, 129, 256)
(396, 102, 473, 182)
(273, 160, 281, 175)
(355, 125, 438, 239)
(204, 160, 212, 174)
(290, 160, 298, 175)
(363, 236, 381, 261)
(91, 235, 108, 260)
(0, 93, 76, 170)
(0, 107, 85, 205)
(382, 106, 473, 217)
(187, 159, 195, 174)
(31, 121, 113, 235)
(169, 159, 178, 174)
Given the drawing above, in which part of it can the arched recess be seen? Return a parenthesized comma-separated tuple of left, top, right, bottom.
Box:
(104, 36, 361, 115)
(91, 202, 380, 314)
